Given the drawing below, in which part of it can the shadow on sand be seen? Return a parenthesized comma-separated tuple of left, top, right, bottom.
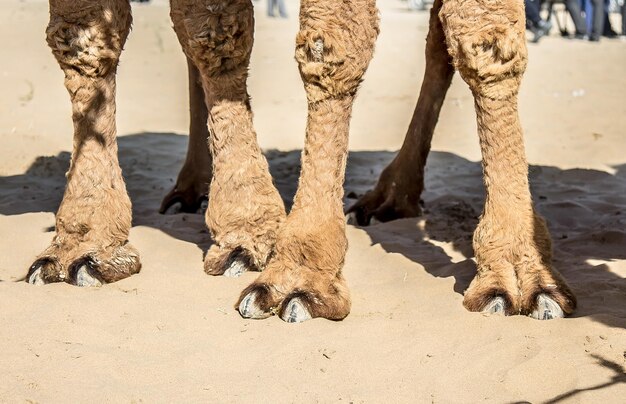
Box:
(0, 132, 624, 330)
(541, 353, 626, 403)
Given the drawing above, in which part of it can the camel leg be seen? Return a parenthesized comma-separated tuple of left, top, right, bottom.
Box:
(347, 0, 453, 226)
(237, 0, 379, 322)
(27, 0, 141, 286)
(440, 0, 576, 318)
(160, 57, 212, 214)
(170, 0, 286, 276)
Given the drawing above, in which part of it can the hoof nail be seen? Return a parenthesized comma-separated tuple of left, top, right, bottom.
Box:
(281, 298, 312, 323)
(223, 258, 247, 278)
(530, 294, 564, 320)
(74, 265, 102, 287)
(483, 296, 506, 315)
(163, 202, 182, 215)
(238, 292, 268, 319)
(27, 267, 45, 285)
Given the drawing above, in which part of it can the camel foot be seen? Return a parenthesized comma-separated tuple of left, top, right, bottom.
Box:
(159, 157, 210, 214)
(466, 262, 575, 319)
(346, 212, 382, 226)
(160, 159, 210, 214)
(530, 293, 564, 320)
(26, 243, 141, 286)
(160, 186, 207, 214)
(238, 288, 316, 323)
(237, 287, 319, 323)
(346, 161, 422, 226)
(467, 280, 574, 319)
(347, 194, 421, 226)
(466, 279, 574, 318)
(481, 294, 564, 320)
(236, 262, 350, 323)
(204, 246, 262, 278)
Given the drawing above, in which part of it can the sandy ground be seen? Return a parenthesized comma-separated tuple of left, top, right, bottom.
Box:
(1, 0, 625, 402)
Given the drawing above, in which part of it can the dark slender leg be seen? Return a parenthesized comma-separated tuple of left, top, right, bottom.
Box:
(160, 57, 212, 214)
(622, 1, 626, 35)
(590, 0, 605, 40)
(565, 0, 587, 35)
(347, 0, 454, 226)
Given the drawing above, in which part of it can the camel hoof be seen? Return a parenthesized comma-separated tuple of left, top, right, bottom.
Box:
(161, 201, 184, 215)
(530, 293, 564, 320)
(483, 296, 506, 315)
(223, 257, 248, 278)
(27, 266, 45, 285)
(238, 291, 271, 319)
(73, 264, 103, 287)
(347, 211, 381, 226)
(159, 190, 207, 215)
(206, 247, 256, 277)
(280, 297, 312, 323)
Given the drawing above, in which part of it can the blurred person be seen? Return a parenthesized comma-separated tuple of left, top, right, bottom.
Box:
(268, 0, 288, 18)
(622, 0, 626, 37)
(564, 0, 589, 38)
(581, 0, 606, 40)
(602, 0, 619, 37)
(525, 0, 553, 42)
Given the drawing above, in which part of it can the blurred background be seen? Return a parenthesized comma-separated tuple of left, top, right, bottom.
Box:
(1, 0, 624, 173)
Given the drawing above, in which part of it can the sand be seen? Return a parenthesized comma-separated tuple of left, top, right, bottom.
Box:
(0, 0, 625, 402)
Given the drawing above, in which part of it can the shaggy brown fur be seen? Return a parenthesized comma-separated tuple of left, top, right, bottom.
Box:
(350, 0, 576, 317)
(236, 0, 379, 321)
(28, 0, 141, 286)
(30, 0, 575, 321)
(169, 0, 287, 275)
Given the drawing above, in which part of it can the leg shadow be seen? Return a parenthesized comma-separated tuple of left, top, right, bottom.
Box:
(344, 151, 626, 329)
(1, 140, 624, 328)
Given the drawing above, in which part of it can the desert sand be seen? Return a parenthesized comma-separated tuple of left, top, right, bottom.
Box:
(0, 0, 625, 402)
